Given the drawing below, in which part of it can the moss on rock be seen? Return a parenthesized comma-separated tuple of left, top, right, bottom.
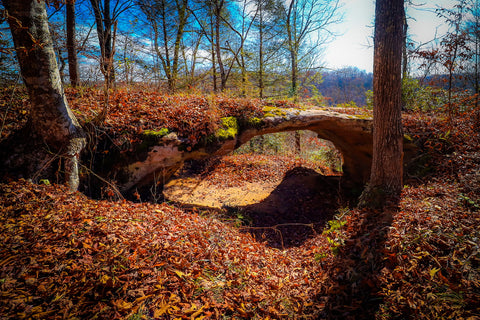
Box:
(247, 117, 263, 127)
(262, 106, 287, 118)
(142, 128, 170, 139)
(215, 117, 239, 140)
(137, 128, 170, 152)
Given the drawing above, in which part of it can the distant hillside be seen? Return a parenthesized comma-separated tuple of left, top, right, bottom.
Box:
(316, 68, 477, 108)
(318, 67, 373, 107)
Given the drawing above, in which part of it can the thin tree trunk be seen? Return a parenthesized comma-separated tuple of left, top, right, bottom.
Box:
(159, 0, 173, 90)
(475, 36, 479, 108)
(214, 0, 227, 91)
(258, 5, 264, 98)
(290, 50, 298, 98)
(474, 2, 480, 109)
(66, 0, 80, 87)
(286, 0, 298, 98)
(295, 131, 301, 155)
(240, 47, 247, 97)
(2, 0, 85, 190)
(447, 37, 458, 120)
(210, 13, 217, 92)
(90, 0, 115, 85)
(182, 34, 201, 87)
(360, 0, 404, 208)
(103, 0, 114, 84)
(123, 34, 129, 84)
(171, 0, 188, 92)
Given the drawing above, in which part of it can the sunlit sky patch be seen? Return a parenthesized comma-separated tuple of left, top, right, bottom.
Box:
(324, 0, 459, 73)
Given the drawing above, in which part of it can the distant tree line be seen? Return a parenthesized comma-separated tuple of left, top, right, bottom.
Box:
(1, 0, 478, 108)
(317, 67, 373, 106)
(0, 0, 343, 100)
(405, 0, 480, 113)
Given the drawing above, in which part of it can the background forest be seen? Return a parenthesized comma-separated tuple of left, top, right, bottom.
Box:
(0, 0, 478, 107)
(0, 0, 480, 319)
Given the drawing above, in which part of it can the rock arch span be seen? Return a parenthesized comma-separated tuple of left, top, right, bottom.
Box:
(237, 109, 374, 186)
(115, 108, 379, 193)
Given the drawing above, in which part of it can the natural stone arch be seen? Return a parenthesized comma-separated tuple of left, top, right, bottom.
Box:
(236, 130, 343, 173)
(236, 109, 374, 185)
(114, 108, 377, 193)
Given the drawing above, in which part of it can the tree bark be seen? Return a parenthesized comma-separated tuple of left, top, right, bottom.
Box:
(90, 0, 115, 85)
(210, 11, 218, 92)
(66, 0, 80, 87)
(2, 0, 85, 190)
(286, 0, 298, 98)
(258, 2, 265, 98)
(360, 0, 404, 208)
(214, 0, 227, 91)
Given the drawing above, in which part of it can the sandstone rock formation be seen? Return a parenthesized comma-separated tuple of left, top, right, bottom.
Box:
(115, 108, 378, 193)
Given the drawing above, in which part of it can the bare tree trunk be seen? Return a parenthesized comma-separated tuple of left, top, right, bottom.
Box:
(214, 0, 227, 91)
(210, 14, 218, 92)
(66, 0, 80, 87)
(474, 4, 480, 109)
(2, 0, 86, 190)
(286, 0, 298, 98)
(171, 0, 188, 92)
(240, 48, 247, 96)
(475, 36, 479, 109)
(290, 50, 298, 98)
(90, 0, 115, 85)
(258, 5, 265, 98)
(294, 131, 301, 155)
(360, 0, 404, 208)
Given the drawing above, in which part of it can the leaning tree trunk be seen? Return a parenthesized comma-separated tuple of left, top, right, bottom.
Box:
(2, 0, 86, 191)
(360, 0, 404, 208)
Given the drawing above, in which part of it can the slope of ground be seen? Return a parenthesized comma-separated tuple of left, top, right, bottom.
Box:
(1, 87, 479, 319)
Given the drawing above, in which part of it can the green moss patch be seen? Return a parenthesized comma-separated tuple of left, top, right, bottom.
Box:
(215, 117, 238, 140)
(247, 117, 263, 127)
(142, 128, 170, 139)
(137, 128, 170, 152)
(262, 106, 287, 118)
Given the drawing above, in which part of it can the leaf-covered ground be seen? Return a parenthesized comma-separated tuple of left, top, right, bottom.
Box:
(165, 153, 342, 249)
(0, 179, 333, 319)
(1, 87, 480, 319)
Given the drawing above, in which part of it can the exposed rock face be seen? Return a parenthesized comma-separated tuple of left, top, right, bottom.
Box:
(116, 108, 377, 193)
(239, 109, 374, 186)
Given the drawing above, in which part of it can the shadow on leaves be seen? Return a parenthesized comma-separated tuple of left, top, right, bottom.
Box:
(319, 207, 396, 319)
(236, 167, 342, 249)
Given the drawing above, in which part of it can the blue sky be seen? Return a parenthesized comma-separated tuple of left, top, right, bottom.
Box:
(324, 0, 458, 73)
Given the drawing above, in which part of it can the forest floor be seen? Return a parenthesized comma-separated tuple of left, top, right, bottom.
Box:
(1, 88, 480, 319)
(164, 154, 342, 249)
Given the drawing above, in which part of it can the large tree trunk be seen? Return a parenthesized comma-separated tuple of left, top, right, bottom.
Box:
(66, 0, 80, 87)
(402, 13, 408, 78)
(2, 0, 86, 190)
(360, 0, 404, 208)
